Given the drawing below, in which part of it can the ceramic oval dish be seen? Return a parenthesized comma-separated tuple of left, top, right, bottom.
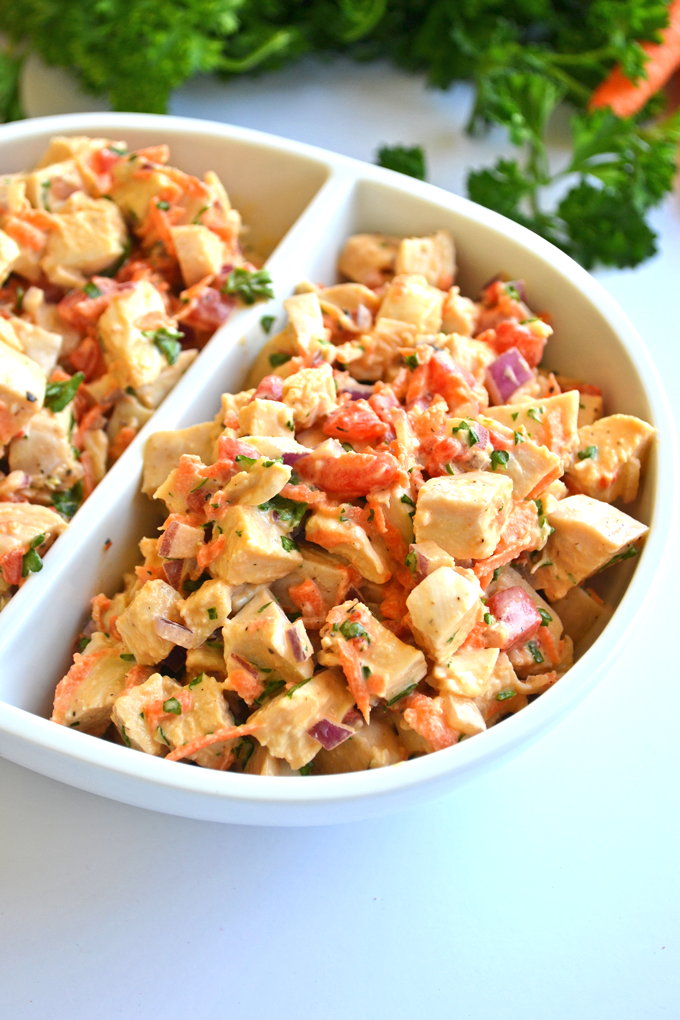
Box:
(0, 112, 674, 826)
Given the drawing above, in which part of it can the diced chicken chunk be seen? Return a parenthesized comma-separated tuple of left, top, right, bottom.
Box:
(532, 494, 648, 600)
(284, 292, 332, 364)
(159, 672, 237, 769)
(115, 578, 182, 665)
(565, 414, 655, 504)
(9, 405, 83, 491)
(178, 579, 232, 648)
(4, 317, 63, 377)
(440, 693, 487, 735)
(377, 274, 444, 333)
(136, 348, 197, 409)
(111, 672, 182, 756)
(270, 542, 357, 620)
(142, 420, 221, 495)
(406, 566, 483, 662)
(0, 500, 66, 561)
(244, 743, 299, 776)
(40, 193, 128, 288)
(51, 634, 131, 735)
(170, 224, 226, 287)
(305, 508, 391, 584)
(484, 391, 580, 469)
(222, 586, 313, 684)
(281, 363, 337, 426)
(25, 160, 85, 213)
(98, 278, 170, 390)
(0, 228, 20, 282)
(248, 668, 355, 770)
(319, 600, 427, 710)
(394, 230, 455, 290)
(210, 505, 302, 585)
(0, 339, 46, 443)
(220, 458, 291, 506)
(431, 647, 500, 698)
(414, 471, 512, 560)
(238, 398, 295, 439)
(549, 585, 608, 646)
(337, 233, 400, 287)
(441, 287, 479, 336)
(313, 713, 407, 773)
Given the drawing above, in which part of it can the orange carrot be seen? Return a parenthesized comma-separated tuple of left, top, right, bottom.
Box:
(590, 0, 680, 117)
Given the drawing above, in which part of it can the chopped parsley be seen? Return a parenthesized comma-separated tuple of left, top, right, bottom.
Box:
(261, 315, 276, 334)
(362, 665, 372, 680)
(577, 445, 597, 460)
(183, 571, 211, 594)
(281, 535, 299, 553)
(602, 545, 638, 570)
(142, 325, 183, 365)
(188, 673, 205, 689)
(376, 144, 426, 181)
(156, 199, 171, 210)
(496, 689, 516, 701)
(51, 480, 83, 520)
(341, 442, 354, 453)
(82, 281, 102, 299)
(527, 640, 545, 664)
(44, 372, 84, 413)
(162, 697, 182, 715)
(505, 283, 521, 301)
(386, 683, 417, 706)
(285, 677, 312, 698)
(538, 608, 552, 627)
(339, 619, 369, 642)
(207, 606, 218, 620)
(511, 412, 519, 422)
(120, 724, 131, 747)
(235, 454, 257, 469)
(257, 601, 273, 614)
(483, 612, 495, 625)
(255, 678, 286, 705)
(403, 353, 419, 371)
(405, 550, 417, 575)
(299, 762, 314, 775)
(527, 406, 544, 423)
(269, 350, 291, 368)
(490, 449, 509, 471)
(120, 653, 135, 661)
(222, 267, 274, 305)
(77, 636, 91, 652)
(513, 430, 524, 445)
(492, 567, 502, 582)
(400, 493, 416, 511)
(21, 533, 45, 577)
(451, 420, 480, 447)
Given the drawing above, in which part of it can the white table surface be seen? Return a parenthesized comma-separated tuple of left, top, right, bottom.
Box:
(3, 56, 679, 1020)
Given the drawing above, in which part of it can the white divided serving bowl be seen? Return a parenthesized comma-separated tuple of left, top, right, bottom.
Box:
(0, 112, 674, 826)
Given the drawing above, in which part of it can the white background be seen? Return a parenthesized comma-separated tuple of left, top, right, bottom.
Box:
(2, 56, 679, 1019)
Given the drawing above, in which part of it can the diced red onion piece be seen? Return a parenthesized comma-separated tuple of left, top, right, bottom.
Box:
(355, 303, 372, 330)
(282, 451, 305, 466)
(227, 652, 258, 677)
(342, 707, 363, 727)
(308, 718, 353, 751)
(487, 586, 542, 649)
(345, 585, 366, 604)
(287, 626, 308, 663)
(158, 520, 205, 559)
(162, 560, 184, 590)
(154, 617, 195, 649)
(486, 347, 534, 404)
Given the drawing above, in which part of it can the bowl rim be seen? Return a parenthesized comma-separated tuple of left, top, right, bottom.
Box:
(0, 110, 675, 812)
